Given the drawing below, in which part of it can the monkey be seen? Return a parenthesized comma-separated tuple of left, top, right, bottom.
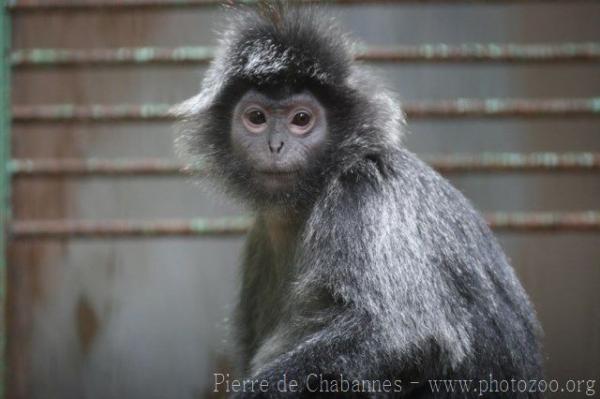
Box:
(173, 2, 544, 398)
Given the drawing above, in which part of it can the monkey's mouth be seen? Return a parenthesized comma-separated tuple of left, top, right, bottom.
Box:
(255, 168, 299, 177)
(258, 170, 297, 177)
(255, 169, 299, 188)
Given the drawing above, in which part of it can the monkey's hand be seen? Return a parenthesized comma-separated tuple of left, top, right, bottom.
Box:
(229, 314, 397, 399)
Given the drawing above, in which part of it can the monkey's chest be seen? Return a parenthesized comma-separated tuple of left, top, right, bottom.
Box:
(242, 220, 302, 355)
(250, 254, 295, 341)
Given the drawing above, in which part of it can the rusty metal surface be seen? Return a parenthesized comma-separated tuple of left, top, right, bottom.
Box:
(5, 2, 600, 399)
(9, 153, 600, 177)
(10, 212, 600, 238)
(10, 43, 600, 66)
(11, 98, 600, 122)
(8, 0, 599, 12)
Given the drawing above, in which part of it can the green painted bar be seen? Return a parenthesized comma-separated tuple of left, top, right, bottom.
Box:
(10, 98, 600, 121)
(9, 212, 600, 239)
(7, 0, 600, 11)
(0, 1, 10, 396)
(8, 153, 600, 177)
(10, 43, 600, 66)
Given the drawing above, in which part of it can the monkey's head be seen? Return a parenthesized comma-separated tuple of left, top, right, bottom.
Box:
(174, 2, 405, 210)
(229, 87, 329, 196)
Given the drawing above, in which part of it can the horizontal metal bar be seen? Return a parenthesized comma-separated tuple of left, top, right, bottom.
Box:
(11, 43, 600, 67)
(12, 103, 172, 121)
(10, 217, 253, 239)
(10, 212, 600, 239)
(421, 153, 600, 173)
(8, 0, 599, 12)
(12, 98, 600, 122)
(487, 211, 600, 232)
(10, 47, 214, 66)
(9, 153, 600, 177)
(405, 98, 600, 119)
(355, 43, 600, 64)
(10, 158, 185, 177)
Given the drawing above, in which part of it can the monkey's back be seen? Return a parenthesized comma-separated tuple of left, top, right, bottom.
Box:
(367, 148, 544, 381)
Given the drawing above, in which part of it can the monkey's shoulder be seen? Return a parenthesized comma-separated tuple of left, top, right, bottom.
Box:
(309, 147, 517, 284)
(328, 148, 489, 236)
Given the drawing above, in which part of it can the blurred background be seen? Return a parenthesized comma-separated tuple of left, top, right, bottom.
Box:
(5, 1, 600, 398)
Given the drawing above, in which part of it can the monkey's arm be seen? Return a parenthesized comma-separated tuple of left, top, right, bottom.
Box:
(243, 312, 389, 394)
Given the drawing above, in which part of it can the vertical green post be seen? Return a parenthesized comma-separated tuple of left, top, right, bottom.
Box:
(0, 1, 10, 398)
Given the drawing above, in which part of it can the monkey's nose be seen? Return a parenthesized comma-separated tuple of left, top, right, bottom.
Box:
(269, 141, 284, 154)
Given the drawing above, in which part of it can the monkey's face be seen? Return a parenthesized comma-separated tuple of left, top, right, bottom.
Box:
(230, 89, 329, 195)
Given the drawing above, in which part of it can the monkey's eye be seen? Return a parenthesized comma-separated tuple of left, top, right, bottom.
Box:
(291, 111, 311, 127)
(289, 110, 314, 134)
(248, 110, 266, 125)
(242, 107, 268, 133)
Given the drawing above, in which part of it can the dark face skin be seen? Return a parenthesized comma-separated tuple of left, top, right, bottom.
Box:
(230, 89, 329, 194)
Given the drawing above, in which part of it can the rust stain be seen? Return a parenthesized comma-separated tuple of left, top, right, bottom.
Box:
(76, 296, 101, 356)
(8, 126, 78, 398)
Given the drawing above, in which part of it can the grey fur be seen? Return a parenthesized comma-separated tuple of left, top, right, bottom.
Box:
(174, 3, 544, 398)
